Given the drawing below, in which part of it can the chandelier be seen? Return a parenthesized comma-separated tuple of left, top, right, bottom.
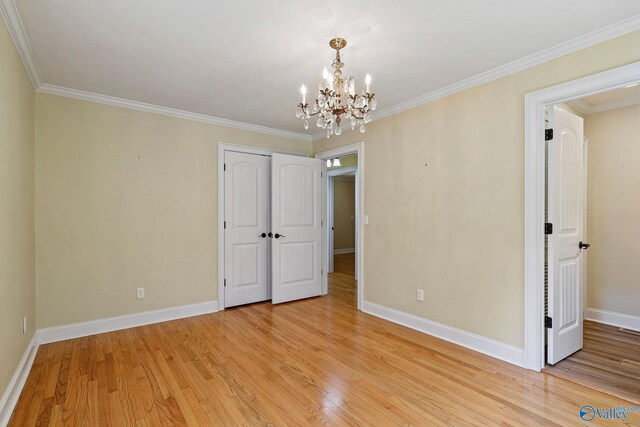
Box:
(296, 38, 377, 138)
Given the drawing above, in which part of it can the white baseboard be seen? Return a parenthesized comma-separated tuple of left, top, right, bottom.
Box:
(0, 335, 38, 427)
(362, 301, 525, 367)
(333, 248, 355, 254)
(586, 307, 640, 331)
(37, 300, 218, 344)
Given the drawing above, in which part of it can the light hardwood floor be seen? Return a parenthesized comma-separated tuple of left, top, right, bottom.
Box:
(544, 320, 640, 405)
(10, 256, 639, 425)
(332, 253, 355, 278)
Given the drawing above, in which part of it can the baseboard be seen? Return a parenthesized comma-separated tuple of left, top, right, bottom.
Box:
(333, 248, 355, 254)
(0, 335, 38, 427)
(586, 307, 640, 331)
(362, 301, 525, 367)
(37, 300, 218, 345)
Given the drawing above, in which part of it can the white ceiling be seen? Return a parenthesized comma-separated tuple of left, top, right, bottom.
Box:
(11, 0, 640, 137)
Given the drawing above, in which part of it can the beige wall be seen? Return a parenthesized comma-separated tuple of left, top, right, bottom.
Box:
(12, 23, 640, 357)
(35, 93, 310, 328)
(333, 177, 355, 250)
(314, 31, 640, 347)
(585, 104, 640, 318)
(0, 21, 35, 395)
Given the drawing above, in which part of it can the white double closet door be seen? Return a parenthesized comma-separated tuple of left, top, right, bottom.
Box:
(224, 151, 323, 308)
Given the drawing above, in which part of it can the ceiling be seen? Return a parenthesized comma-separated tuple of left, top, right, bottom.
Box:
(10, 0, 640, 138)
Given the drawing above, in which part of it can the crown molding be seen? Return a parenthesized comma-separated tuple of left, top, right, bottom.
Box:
(3, 0, 640, 142)
(0, 0, 41, 88)
(38, 84, 312, 142)
(587, 93, 640, 113)
(570, 93, 640, 115)
(312, 13, 640, 141)
(566, 99, 590, 115)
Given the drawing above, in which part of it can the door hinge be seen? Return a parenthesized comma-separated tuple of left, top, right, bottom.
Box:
(545, 223, 553, 235)
(545, 129, 554, 141)
(224, 221, 227, 229)
(224, 279, 227, 287)
(545, 316, 553, 329)
(321, 269, 323, 275)
(321, 172, 323, 178)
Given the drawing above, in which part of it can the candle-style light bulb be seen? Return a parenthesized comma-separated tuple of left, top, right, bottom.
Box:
(301, 84, 307, 105)
(365, 73, 372, 93)
(323, 67, 329, 81)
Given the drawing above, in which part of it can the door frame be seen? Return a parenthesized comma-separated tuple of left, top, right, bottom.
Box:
(217, 142, 306, 310)
(315, 142, 365, 311)
(523, 61, 640, 371)
(327, 166, 358, 273)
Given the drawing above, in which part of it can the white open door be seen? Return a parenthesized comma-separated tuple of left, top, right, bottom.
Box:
(224, 151, 270, 308)
(547, 106, 587, 365)
(271, 153, 323, 304)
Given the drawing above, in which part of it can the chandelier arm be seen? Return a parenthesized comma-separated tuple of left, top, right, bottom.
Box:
(297, 103, 323, 118)
(349, 110, 367, 120)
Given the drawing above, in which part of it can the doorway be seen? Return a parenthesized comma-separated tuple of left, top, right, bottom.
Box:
(327, 158, 357, 305)
(524, 61, 640, 372)
(541, 94, 640, 404)
(316, 142, 365, 311)
(327, 158, 357, 271)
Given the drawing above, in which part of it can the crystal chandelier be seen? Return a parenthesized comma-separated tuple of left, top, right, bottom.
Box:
(296, 38, 377, 138)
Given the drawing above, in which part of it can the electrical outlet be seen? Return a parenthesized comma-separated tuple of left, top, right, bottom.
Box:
(417, 289, 425, 302)
(23, 316, 27, 334)
(136, 287, 145, 299)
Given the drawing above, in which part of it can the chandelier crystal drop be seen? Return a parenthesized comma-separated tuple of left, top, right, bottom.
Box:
(297, 38, 377, 138)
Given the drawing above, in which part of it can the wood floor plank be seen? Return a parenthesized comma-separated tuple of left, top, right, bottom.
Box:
(545, 320, 640, 405)
(9, 254, 640, 426)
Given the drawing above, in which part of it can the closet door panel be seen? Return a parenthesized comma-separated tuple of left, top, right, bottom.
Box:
(271, 154, 322, 304)
(224, 152, 270, 307)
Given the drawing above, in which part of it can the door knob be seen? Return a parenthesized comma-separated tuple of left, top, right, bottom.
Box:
(579, 241, 591, 250)
(259, 233, 267, 238)
(274, 233, 285, 239)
